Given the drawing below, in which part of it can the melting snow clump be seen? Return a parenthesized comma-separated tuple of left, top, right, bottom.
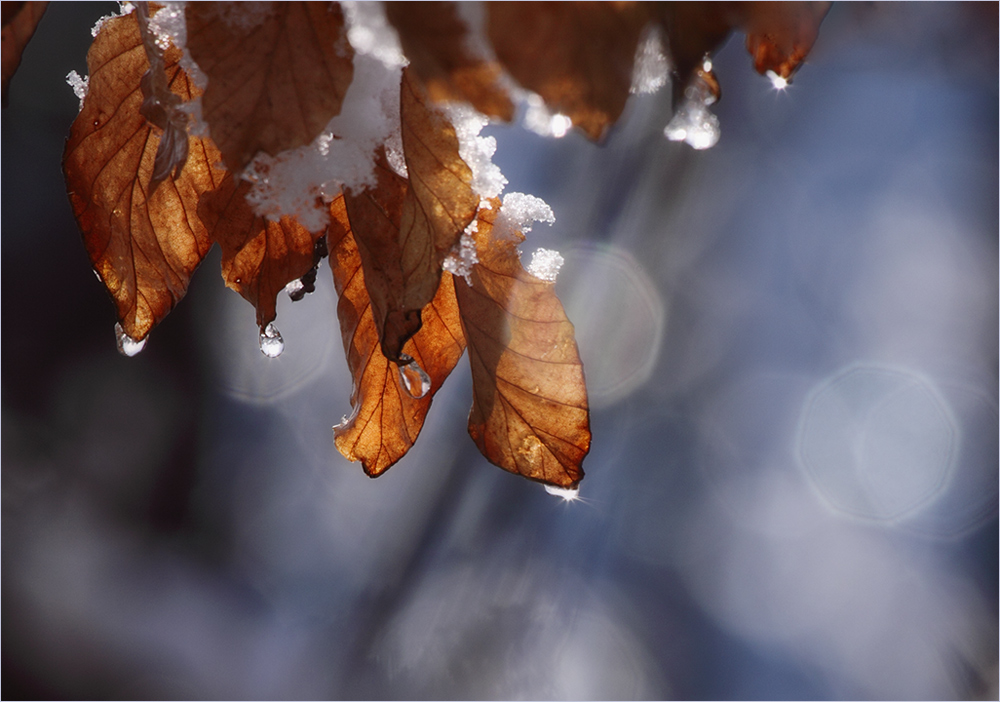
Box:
(241, 2, 406, 232)
(526, 248, 564, 282)
(443, 219, 479, 284)
(522, 92, 573, 138)
(147, 2, 208, 89)
(496, 192, 555, 241)
(664, 61, 720, 150)
(444, 103, 507, 198)
(630, 26, 669, 94)
(66, 71, 88, 111)
(544, 484, 580, 501)
(92, 2, 135, 37)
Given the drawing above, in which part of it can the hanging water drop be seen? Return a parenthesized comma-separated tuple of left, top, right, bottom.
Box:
(259, 322, 284, 358)
(115, 322, 146, 357)
(398, 359, 431, 399)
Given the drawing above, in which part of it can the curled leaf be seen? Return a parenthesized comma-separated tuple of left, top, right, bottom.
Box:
(63, 9, 225, 341)
(135, 2, 188, 187)
(185, 1, 354, 172)
(385, 1, 514, 121)
(488, 1, 646, 140)
(329, 196, 467, 476)
(198, 174, 325, 330)
(1, 1, 47, 106)
(344, 66, 478, 365)
(454, 201, 590, 488)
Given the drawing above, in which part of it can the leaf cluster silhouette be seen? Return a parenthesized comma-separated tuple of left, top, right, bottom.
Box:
(52, 1, 829, 488)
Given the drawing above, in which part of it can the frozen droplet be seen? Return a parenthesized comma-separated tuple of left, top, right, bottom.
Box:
(664, 60, 721, 150)
(114, 322, 146, 357)
(766, 69, 789, 91)
(284, 278, 305, 299)
(544, 484, 581, 502)
(398, 359, 431, 399)
(259, 322, 284, 358)
(522, 93, 573, 139)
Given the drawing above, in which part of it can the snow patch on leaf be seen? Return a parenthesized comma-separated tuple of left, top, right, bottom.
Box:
(342, 0, 407, 69)
(65, 70, 88, 111)
(146, 1, 208, 89)
(443, 103, 507, 199)
(443, 218, 480, 284)
(496, 192, 555, 241)
(526, 248, 564, 282)
(92, 2, 135, 38)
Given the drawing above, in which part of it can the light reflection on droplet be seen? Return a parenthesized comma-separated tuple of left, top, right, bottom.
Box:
(114, 322, 146, 357)
(258, 323, 285, 358)
(766, 69, 789, 91)
(544, 484, 580, 502)
(398, 359, 431, 399)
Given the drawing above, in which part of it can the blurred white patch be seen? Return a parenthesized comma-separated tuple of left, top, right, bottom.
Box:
(543, 484, 579, 501)
(522, 93, 573, 139)
(797, 364, 956, 522)
(631, 26, 670, 94)
(556, 243, 666, 408)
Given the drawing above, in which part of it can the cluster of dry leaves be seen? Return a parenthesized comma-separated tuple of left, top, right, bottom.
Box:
(5, 2, 828, 489)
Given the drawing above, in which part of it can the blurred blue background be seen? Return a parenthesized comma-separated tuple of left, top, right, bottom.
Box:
(3, 3, 997, 699)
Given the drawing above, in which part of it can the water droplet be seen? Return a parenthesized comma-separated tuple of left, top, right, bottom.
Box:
(544, 484, 581, 502)
(766, 69, 789, 91)
(398, 359, 431, 399)
(258, 322, 284, 358)
(114, 322, 146, 357)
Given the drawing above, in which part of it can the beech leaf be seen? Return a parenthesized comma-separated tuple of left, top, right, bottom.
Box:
(741, 2, 832, 80)
(185, 1, 354, 172)
(198, 174, 326, 330)
(1, 1, 47, 106)
(385, 1, 514, 121)
(488, 1, 646, 140)
(345, 66, 478, 366)
(63, 9, 226, 342)
(453, 201, 591, 488)
(329, 196, 467, 477)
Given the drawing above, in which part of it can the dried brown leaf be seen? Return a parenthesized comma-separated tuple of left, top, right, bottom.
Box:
(198, 174, 325, 329)
(385, 1, 514, 121)
(64, 9, 226, 342)
(1, 1, 47, 106)
(742, 2, 831, 80)
(488, 1, 646, 140)
(344, 69, 477, 364)
(329, 196, 467, 476)
(454, 201, 590, 488)
(185, 1, 354, 171)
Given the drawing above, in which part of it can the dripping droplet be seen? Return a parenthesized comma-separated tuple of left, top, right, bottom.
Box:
(544, 484, 581, 502)
(398, 359, 431, 399)
(258, 322, 284, 358)
(114, 322, 146, 357)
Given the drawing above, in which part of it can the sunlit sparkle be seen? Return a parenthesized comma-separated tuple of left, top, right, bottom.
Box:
(544, 484, 581, 501)
(767, 70, 789, 91)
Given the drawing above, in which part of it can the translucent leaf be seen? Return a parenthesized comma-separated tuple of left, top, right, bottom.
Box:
(1, 1, 47, 106)
(344, 68, 477, 364)
(385, 1, 514, 121)
(185, 1, 354, 171)
(198, 174, 326, 330)
(488, 1, 646, 140)
(453, 201, 591, 488)
(63, 10, 226, 342)
(328, 196, 467, 477)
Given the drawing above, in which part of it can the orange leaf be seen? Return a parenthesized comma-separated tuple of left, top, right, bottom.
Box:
(1, 1, 47, 106)
(741, 2, 831, 80)
(63, 9, 226, 342)
(185, 1, 354, 171)
(453, 201, 591, 488)
(488, 1, 646, 140)
(385, 1, 514, 121)
(198, 174, 326, 330)
(344, 66, 478, 364)
(328, 196, 467, 477)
